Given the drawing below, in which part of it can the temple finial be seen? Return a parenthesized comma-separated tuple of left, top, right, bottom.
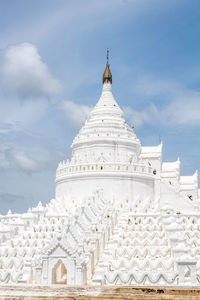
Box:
(103, 48, 112, 84)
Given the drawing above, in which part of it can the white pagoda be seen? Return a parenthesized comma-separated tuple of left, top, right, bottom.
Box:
(0, 52, 200, 287)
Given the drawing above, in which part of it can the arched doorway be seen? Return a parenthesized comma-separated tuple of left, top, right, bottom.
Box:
(52, 259, 67, 284)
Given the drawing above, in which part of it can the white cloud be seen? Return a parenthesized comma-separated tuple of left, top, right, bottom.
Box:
(2, 43, 61, 98)
(133, 75, 180, 97)
(162, 92, 200, 126)
(127, 76, 200, 128)
(0, 98, 49, 128)
(0, 122, 62, 174)
(0, 143, 62, 174)
(124, 95, 200, 128)
(8, 149, 38, 172)
(123, 105, 157, 127)
(60, 100, 93, 128)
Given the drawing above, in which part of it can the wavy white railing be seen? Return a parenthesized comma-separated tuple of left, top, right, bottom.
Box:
(0, 271, 23, 283)
(122, 231, 165, 240)
(186, 231, 200, 238)
(115, 247, 171, 259)
(108, 258, 174, 271)
(120, 223, 163, 231)
(117, 237, 168, 247)
(0, 258, 23, 269)
(103, 271, 179, 285)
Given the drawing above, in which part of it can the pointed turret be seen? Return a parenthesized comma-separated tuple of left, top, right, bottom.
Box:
(103, 48, 112, 84)
(71, 50, 140, 157)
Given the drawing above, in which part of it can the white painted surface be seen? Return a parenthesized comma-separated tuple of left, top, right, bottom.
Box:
(0, 76, 200, 287)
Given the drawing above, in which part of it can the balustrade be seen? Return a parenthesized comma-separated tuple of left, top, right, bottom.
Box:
(56, 162, 152, 178)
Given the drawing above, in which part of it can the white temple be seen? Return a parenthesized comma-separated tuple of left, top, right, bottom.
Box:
(0, 52, 200, 287)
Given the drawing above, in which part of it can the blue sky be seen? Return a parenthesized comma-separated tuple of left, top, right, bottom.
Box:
(0, 0, 200, 214)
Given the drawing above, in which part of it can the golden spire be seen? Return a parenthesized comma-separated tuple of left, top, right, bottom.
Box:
(103, 48, 112, 84)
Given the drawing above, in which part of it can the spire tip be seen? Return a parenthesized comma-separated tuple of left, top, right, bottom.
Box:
(103, 48, 112, 84)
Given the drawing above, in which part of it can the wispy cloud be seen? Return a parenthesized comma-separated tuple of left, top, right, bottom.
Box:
(0, 193, 24, 204)
(0, 99, 49, 128)
(123, 104, 157, 127)
(1, 143, 62, 174)
(125, 76, 200, 128)
(163, 92, 200, 125)
(0, 0, 152, 48)
(60, 100, 93, 128)
(132, 75, 181, 98)
(0, 121, 63, 175)
(6, 149, 38, 172)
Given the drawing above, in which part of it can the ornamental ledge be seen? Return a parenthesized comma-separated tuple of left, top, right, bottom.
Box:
(71, 137, 141, 149)
(55, 167, 154, 184)
(56, 162, 152, 176)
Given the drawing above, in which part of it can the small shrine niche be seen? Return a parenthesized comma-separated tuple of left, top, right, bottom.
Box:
(52, 259, 67, 284)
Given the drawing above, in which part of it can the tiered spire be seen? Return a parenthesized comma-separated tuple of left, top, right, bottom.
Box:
(103, 48, 112, 84)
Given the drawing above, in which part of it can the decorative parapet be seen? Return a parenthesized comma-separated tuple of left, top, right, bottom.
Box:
(56, 162, 152, 182)
(102, 271, 179, 286)
(0, 272, 23, 284)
